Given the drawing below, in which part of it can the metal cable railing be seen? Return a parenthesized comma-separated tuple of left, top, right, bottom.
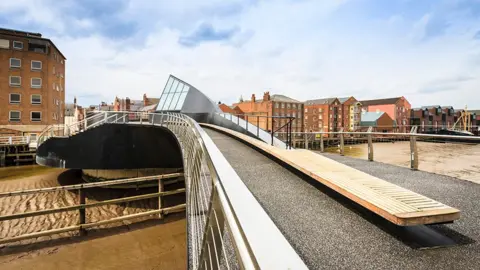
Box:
(37, 111, 307, 269)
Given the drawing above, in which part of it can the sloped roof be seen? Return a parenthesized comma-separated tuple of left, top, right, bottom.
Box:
(360, 97, 402, 106)
(338, 97, 350, 104)
(140, 104, 157, 111)
(421, 105, 441, 109)
(271, 94, 302, 103)
(305, 97, 338, 105)
(360, 112, 385, 122)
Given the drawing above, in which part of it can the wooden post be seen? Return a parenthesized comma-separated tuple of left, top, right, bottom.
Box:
(320, 132, 324, 152)
(339, 130, 345, 156)
(158, 178, 164, 219)
(245, 115, 248, 134)
(78, 188, 86, 236)
(304, 132, 308, 149)
(367, 132, 374, 161)
(410, 135, 419, 170)
(257, 116, 260, 137)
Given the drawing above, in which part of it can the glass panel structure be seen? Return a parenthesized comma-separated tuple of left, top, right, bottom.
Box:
(156, 76, 191, 111)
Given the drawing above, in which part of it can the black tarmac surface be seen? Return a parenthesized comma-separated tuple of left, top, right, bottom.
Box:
(205, 128, 480, 270)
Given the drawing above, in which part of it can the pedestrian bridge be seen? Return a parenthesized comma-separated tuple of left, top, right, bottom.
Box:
(30, 75, 479, 269)
(32, 109, 476, 269)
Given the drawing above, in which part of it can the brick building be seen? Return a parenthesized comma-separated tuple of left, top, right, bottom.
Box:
(360, 97, 411, 132)
(0, 28, 66, 136)
(113, 94, 159, 112)
(304, 98, 344, 133)
(359, 111, 394, 132)
(338, 97, 362, 131)
(410, 106, 456, 132)
(232, 92, 304, 133)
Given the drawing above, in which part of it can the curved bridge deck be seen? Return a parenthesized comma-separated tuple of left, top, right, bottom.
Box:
(203, 126, 480, 269)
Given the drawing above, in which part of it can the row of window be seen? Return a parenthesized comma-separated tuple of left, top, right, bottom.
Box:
(9, 76, 42, 88)
(9, 58, 42, 70)
(8, 111, 63, 122)
(274, 103, 302, 109)
(9, 93, 42, 104)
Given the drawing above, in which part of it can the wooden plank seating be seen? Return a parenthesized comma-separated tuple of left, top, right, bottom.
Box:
(200, 123, 460, 226)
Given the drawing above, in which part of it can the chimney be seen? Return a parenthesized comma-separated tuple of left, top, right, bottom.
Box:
(143, 93, 148, 106)
(251, 94, 256, 103)
(126, 97, 131, 111)
(263, 91, 270, 101)
(73, 96, 77, 108)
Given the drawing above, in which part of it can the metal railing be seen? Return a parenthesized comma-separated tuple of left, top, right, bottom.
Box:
(37, 111, 307, 269)
(0, 173, 186, 245)
(0, 136, 37, 146)
(215, 113, 295, 149)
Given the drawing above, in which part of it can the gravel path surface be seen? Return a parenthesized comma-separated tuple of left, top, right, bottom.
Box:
(205, 128, 480, 270)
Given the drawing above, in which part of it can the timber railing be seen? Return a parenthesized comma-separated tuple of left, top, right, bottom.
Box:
(0, 173, 185, 245)
(278, 127, 480, 170)
(35, 111, 307, 269)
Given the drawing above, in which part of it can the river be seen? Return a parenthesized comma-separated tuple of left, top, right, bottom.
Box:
(321, 141, 480, 184)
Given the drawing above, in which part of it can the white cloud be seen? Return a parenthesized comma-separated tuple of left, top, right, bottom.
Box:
(2, 0, 479, 109)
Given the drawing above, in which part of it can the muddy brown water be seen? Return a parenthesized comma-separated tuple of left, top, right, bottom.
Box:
(322, 141, 480, 183)
(0, 168, 186, 269)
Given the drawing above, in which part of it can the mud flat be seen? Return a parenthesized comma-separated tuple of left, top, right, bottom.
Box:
(0, 168, 186, 269)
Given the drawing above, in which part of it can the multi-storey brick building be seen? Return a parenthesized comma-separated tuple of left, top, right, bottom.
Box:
(232, 92, 304, 133)
(410, 106, 456, 132)
(338, 97, 362, 131)
(0, 28, 66, 137)
(360, 97, 411, 132)
(304, 98, 343, 133)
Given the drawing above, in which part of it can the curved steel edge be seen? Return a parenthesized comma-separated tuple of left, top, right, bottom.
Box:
(192, 120, 308, 269)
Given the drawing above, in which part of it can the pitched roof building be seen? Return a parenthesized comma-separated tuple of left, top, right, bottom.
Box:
(360, 96, 411, 132)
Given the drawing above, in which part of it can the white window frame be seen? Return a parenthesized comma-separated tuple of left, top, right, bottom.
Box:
(9, 93, 21, 104)
(56, 84, 60, 91)
(31, 60, 42, 70)
(31, 94, 42, 105)
(31, 77, 42, 88)
(9, 76, 21, 86)
(13, 41, 23, 50)
(10, 58, 21, 68)
(9, 110, 21, 122)
(31, 111, 42, 122)
(52, 82, 56, 90)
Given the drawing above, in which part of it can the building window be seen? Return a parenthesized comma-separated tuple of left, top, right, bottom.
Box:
(319, 115, 323, 120)
(293, 104, 296, 109)
(9, 93, 21, 104)
(31, 60, 42, 70)
(275, 103, 279, 109)
(53, 113, 57, 120)
(31, 78, 42, 88)
(305, 108, 308, 113)
(56, 84, 60, 91)
(281, 103, 285, 109)
(287, 103, 291, 109)
(53, 66, 56, 74)
(53, 82, 56, 90)
(10, 58, 21, 68)
(13, 41, 23, 50)
(305, 115, 308, 119)
(9, 76, 21, 86)
(31, 94, 42, 104)
(31, 111, 41, 122)
(9, 111, 21, 122)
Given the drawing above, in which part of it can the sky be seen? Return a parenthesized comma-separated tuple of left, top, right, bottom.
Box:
(1, 0, 479, 108)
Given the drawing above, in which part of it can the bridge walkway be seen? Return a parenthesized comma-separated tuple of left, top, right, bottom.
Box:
(204, 127, 480, 270)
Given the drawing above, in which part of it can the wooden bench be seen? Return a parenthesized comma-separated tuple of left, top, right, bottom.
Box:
(201, 123, 460, 226)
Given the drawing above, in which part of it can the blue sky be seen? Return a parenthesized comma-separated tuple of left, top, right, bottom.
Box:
(0, 0, 479, 108)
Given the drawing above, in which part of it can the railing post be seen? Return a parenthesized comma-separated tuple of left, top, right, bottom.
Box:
(257, 116, 260, 137)
(237, 115, 240, 125)
(367, 127, 374, 161)
(320, 131, 324, 152)
(245, 115, 248, 133)
(158, 177, 164, 219)
(410, 127, 419, 170)
(339, 128, 345, 156)
(78, 188, 86, 236)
